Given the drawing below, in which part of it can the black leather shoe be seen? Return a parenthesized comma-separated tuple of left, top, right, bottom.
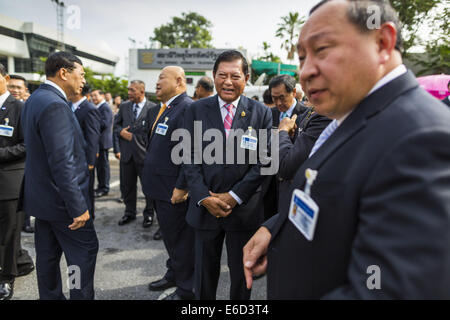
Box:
(22, 225, 35, 233)
(0, 281, 14, 300)
(148, 278, 175, 291)
(118, 215, 136, 226)
(116, 198, 124, 203)
(17, 263, 35, 277)
(142, 216, 153, 228)
(163, 291, 194, 300)
(153, 228, 162, 240)
(95, 190, 108, 198)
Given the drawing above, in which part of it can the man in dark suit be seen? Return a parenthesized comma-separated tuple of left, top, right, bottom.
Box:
(142, 66, 195, 300)
(0, 64, 34, 300)
(441, 81, 450, 107)
(69, 84, 102, 220)
(91, 89, 113, 198)
(244, 0, 450, 299)
(262, 75, 330, 220)
(114, 80, 157, 228)
(21, 52, 98, 300)
(184, 50, 272, 300)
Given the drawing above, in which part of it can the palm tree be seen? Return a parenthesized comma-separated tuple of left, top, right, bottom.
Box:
(275, 12, 306, 62)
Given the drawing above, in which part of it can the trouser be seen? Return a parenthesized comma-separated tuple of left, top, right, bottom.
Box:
(194, 228, 255, 300)
(0, 200, 34, 282)
(34, 218, 98, 300)
(96, 149, 110, 193)
(88, 169, 95, 220)
(154, 200, 194, 298)
(122, 158, 154, 219)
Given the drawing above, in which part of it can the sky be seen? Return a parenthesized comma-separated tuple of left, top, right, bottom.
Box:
(0, 0, 321, 77)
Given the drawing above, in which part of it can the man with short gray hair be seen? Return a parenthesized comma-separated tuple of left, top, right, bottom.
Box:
(195, 76, 214, 99)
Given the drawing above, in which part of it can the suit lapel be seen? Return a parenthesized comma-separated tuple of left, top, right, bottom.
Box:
(231, 96, 251, 131)
(206, 95, 226, 137)
(0, 95, 15, 122)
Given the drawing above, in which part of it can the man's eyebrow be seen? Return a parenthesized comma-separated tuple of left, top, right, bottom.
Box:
(298, 31, 334, 50)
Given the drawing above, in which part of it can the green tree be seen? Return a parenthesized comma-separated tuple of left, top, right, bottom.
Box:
(84, 67, 128, 98)
(275, 12, 306, 62)
(257, 42, 282, 63)
(150, 12, 213, 48)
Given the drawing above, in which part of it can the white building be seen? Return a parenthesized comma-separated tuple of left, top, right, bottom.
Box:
(129, 48, 247, 97)
(0, 13, 119, 86)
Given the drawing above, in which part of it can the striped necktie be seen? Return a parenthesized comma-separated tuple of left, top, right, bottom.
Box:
(133, 104, 138, 120)
(309, 119, 338, 157)
(223, 103, 234, 138)
(151, 103, 167, 132)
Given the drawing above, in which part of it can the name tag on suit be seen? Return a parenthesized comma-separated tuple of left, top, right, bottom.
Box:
(0, 125, 14, 137)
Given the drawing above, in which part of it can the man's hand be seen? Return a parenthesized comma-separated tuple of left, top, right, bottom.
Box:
(278, 114, 298, 137)
(68, 210, 90, 230)
(201, 196, 232, 218)
(171, 188, 189, 204)
(120, 126, 133, 141)
(209, 191, 238, 210)
(243, 227, 272, 289)
(115, 152, 121, 160)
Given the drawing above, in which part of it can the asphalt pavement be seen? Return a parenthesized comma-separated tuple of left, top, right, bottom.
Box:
(12, 156, 267, 300)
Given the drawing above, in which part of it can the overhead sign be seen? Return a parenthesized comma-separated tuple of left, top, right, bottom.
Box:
(138, 49, 244, 70)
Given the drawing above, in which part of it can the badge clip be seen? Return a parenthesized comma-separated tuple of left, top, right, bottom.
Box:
(304, 168, 318, 196)
(163, 117, 169, 124)
(4, 118, 9, 126)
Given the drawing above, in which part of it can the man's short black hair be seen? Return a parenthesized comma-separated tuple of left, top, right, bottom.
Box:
(81, 83, 90, 96)
(263, 88, 273, 105)
(269, 74, 297, 93)
(0, 63, 7, 77)
(91, 89, 105, 96)
(45, 51, 83, 78)
(196, 76, 214, 92)
(10, 74, 27, 87)
(309, 0, 403, 51)
(213, 50, 249, 76)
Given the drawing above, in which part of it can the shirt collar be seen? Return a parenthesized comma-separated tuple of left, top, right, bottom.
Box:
(337, 64, 407, 126)
(95, 99, 106, 108)
(134, 97, 146, 109)
(163, 94, 181, 108)
(44, 80, 67, 100)
(72, 96, 87, 111)
(284, 99, 297, 117)
(218, 95, 241, 109)
(0, 91, 10, 108)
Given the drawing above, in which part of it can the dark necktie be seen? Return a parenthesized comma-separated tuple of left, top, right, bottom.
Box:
(133, 104, 138, 120)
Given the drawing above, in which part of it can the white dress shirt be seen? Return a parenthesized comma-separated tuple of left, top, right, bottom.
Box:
(0, 91, 10, 110)
(133, 97, 147, 119)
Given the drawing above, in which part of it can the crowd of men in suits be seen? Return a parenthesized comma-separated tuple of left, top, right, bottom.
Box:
(1, 0, 450, 301)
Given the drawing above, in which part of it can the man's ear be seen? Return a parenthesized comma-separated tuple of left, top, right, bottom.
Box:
(4, 75, 10, 82)
(58, 68, 69, 81)
(376, 22, 397, 64)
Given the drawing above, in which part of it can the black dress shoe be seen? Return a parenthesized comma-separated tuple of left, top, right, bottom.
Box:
(116, 198, 124, 203)
(153, 228, 162, 240)
(0, 281, 14, 300)
(162, 291, 194, 300)
(17, 263, 35, 277)
(94, 190, 108, 198)
(148, 278, 175, 291)
(142, 216, 153, 228)
(22, 225, 35, 233)
(118, 215, 136, 226)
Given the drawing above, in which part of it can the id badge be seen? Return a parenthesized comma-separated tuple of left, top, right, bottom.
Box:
(0, 125, 14, 137)
(155, 123, 168, 136)
(240, 135, 257, 150)
(288, 189, 319, 241)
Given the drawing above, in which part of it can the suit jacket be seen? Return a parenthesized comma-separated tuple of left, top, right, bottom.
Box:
(74, 99, 102, 167)
(264, 71, 450, 299)
(441, 96, 450, 107)
(261, 107, 331, 218)
(113, 99, 157, 165)
(98, 102, 113, 150)
(184, 94, 273, 231)
(0, 94, 25, 201)
(21, 83, 90, 221)
(141, 93, 192, 202)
